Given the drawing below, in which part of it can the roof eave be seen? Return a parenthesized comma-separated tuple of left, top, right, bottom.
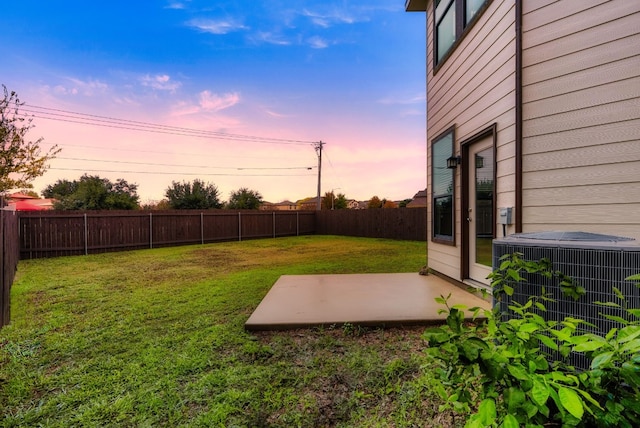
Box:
(405, 0, 427, 12)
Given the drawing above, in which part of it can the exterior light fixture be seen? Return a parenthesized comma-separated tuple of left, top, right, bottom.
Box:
(446, 155, 461, 169)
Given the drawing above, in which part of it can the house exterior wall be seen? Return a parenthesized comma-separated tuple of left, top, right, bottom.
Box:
(424, 0, 517, 280)
(521, 0, 640, 240)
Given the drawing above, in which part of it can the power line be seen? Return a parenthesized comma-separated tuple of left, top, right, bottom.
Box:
(44, 143, 313, 162)
(20, 104, 318, 146)
(19, 103, 325, 194)
(49, 167, 315, 177)
(323, 146, 346, 195)
(56, 156, 315, 171)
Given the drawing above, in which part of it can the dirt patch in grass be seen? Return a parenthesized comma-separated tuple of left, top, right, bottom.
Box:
(253, 325, 456, 427)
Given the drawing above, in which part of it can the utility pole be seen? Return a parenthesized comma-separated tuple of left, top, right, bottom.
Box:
(314, 141, 324, 210)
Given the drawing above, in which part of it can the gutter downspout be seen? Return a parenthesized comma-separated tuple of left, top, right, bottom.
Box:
(515, 0, 523, 233)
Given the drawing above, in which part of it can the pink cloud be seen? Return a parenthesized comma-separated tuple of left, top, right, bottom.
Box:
(198, 91, 240, 111)
(44, 78, 109, 98)
(140, 74, 182, 92)
(264, 109, 290, 119)
(168, 91, 239, 118)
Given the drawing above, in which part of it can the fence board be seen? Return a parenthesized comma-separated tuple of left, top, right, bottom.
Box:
(17, 209, 422, 259)
(315, 208, 427, 241)
(1, 210, 20, 327)
(203, 212, 241, 242)
(152, 212, 201, 248)
(18, 210, 320, 259)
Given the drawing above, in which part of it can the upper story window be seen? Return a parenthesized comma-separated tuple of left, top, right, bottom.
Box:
(466, 0, 485, 24)
(435, 0, 456, 64)
(434, 0, 489, 66)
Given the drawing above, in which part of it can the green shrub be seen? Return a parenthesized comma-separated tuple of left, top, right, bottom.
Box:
(422, 253, 640, 427)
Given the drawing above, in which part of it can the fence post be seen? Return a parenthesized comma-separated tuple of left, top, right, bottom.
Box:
(84, 213, 88, 255)
(1, 208, 4, 327)
(149, 213, 153, 249)
(296, 211, 299, 236)
(273, 212, 276, 238)
(201, 212, 204, 245)
(238, 212, 242, 241)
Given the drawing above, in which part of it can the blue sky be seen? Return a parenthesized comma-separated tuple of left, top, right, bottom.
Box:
(2, 1, 426, 204)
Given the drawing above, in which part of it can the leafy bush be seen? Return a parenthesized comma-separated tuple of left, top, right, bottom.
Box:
(422, 253, 640, 427)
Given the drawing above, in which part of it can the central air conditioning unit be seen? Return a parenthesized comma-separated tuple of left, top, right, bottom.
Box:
(492, 231, 640, 369)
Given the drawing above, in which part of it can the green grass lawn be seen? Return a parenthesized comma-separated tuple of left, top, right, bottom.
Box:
(0, 236, 453, 427)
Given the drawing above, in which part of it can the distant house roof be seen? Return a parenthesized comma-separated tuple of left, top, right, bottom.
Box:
(271, 200, 298, 210)
(406, 189, 427, 208)
(8, 192, 37, 200)
(8, 200, 40, 211)
(296, 197, 318, 210)
(5, 198, 55, 211)
(260, 201, 274, 210)
(30, 198, 55, 209)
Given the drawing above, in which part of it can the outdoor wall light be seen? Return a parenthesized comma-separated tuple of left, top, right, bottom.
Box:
(446, 155, 461, 169)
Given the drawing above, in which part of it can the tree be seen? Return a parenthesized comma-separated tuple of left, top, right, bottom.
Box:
(140, 199, 171, 210)
(321, 192, 333, 210)
(333, 193, 347, 210)
(367, 196, 383, 209)
(227, 187, 263, 210)
(42, 179, 77, 199)
(165, 179, 222, 209)
(322, 191, 347, 210)
(383, 200, 398, 209)
(0, 85, 60, 193)
(398, 199, 413, 208)
(47, 175, 140, 210)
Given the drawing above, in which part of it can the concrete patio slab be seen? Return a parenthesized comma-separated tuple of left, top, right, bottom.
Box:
(245, 273, 492, 330)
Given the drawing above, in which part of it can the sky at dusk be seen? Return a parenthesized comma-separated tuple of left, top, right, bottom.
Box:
(1, 1, 427, 205)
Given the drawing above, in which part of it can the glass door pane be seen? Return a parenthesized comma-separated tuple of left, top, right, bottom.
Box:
(474, 147, 493, 266)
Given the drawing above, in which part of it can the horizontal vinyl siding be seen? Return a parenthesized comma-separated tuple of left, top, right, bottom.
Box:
(524, 77, 640, 121)
(429, 8, 515, 120)
(523, 183, 640, 207)
(523, 55, 640, 102)
(524, 140, 640, 171)
(522, 0, 639, 51)
(524, 160, 640, 188)
(521, 0, 640, 240)
(523, 206, 639, 227)
(428, 244, 464, 280)
(425, 0, 516, 279)
(523, 32, 640, 85)
(523, 118, 640, 154)
(522, 0, 555, 15)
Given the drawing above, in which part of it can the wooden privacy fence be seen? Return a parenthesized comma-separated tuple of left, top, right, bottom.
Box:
(17, 208, 427, 260)
(19, 210, 315, 259)
(4, 208, 426, 328)
(1, 209, 20, 328)
(315, 207, 427, 241)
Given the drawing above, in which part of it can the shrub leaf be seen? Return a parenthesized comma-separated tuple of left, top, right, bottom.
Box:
(501, 414, 519, 428)
(531, 379, 549, 406)
(558, 387, 584, 419)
